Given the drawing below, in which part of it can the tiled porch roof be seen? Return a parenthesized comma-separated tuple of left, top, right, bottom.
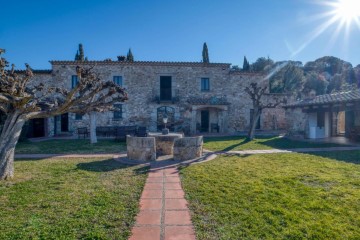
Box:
(187, 96, 230, 105)
(285, 89, 360, 108)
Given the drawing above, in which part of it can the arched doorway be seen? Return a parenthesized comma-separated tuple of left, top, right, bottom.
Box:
(157, 106, 175, 131)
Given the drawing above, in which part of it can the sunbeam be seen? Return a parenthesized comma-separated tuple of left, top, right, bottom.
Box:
(290, 0, 360, 58)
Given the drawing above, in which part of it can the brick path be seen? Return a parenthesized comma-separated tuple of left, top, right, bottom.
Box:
(129, 161, 196, 240)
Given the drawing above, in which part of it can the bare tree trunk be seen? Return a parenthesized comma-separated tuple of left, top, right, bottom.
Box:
(247, 109, 261, 141)
(89, 111, 97, 144)
(0, 112, 26, 180)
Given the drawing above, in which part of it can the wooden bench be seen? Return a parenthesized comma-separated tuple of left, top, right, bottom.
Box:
(115, 126, 138, 141)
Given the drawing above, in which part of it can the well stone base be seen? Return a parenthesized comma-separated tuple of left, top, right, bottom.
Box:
(173, 136, 203, 161)
(149, 133, 183, 156)
(127, 136, 156, 161)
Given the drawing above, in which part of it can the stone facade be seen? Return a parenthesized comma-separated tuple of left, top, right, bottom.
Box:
(25, 61, 289, 137)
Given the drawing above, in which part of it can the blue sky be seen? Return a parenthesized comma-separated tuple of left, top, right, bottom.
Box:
(1, 0, 359, 69)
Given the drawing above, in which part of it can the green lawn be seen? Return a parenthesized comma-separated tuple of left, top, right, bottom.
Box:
(180, 151, 360, 239)
(203, 136, 346, 151)
(0, 157, 148, 240)
(16, 139, 126, 154)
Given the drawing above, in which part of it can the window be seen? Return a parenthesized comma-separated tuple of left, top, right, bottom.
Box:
(71, 75, 78, 89)
(113, 76, 123, 86)
(113, 104, 122, 120)
(201, 78, 210, 91)
(160, 76, 172, 101)
(75, 113, 83, 120)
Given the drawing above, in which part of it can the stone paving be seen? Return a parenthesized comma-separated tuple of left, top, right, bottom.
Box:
(129, 160, 196, 240)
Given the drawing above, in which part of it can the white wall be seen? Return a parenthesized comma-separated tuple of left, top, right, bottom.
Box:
(307, 112, 330, 139)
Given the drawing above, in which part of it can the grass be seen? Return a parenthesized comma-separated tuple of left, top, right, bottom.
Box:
(180, 151, 360, 239)
(0, 157, 148, 240)
(203, 136, 346, 151)
(16, 139, 126, 154)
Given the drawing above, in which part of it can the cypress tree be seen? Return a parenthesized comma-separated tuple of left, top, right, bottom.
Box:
(75, 50, 79, 61)
(243, 56, 250, 71)
(202, 42, 209, 63)
(78, 44, 85, 61)
(127, 48, 134, 62)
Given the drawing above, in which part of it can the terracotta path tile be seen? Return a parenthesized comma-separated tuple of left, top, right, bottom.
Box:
(164, 226, 196, 240)
(130, 164, 196, 240)
(165, 189, 185, 199)
(165, 199, 188, 210)
(148, 172, 164, 177)
(164, 176, 181, 183)
(141, 190, 162, 199)
(165, 182, 182, 190)
(140, 199, 162, 210)
(136, 210, 161, 225)
(144, 183, 163, 190)
(165, 210, 192, 225)
(146, 177, 163, 183)
(130, 226, 161, 240)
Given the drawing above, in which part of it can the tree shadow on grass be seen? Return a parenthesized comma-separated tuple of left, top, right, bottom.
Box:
(303, 151, 360, 165)
(204, 137, 251, 152)
(256, 137, 345, 150)
(76, 158, 149, 174)
(221, 139, 251, 151)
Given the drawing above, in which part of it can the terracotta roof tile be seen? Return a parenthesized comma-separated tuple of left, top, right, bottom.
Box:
(49, 60, 231, 68)
(285, 90, 360, 108)
(14, 69, 52, 74)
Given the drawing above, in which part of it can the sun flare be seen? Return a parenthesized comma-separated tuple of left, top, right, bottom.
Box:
(333, 0, 360, 23)
(288, 0, 360, 58)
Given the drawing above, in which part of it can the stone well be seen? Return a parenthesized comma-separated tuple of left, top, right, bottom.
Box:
(173, 136, 203, 161)
(126, 135, 156, 161)
(148, 132, 183, 156)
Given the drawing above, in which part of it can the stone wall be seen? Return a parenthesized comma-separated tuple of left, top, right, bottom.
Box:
(285, 108, 308, 137)
(26, 61, 292, 136)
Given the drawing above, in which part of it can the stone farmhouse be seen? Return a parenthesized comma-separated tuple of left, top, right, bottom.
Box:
(15, 59, 289, 138)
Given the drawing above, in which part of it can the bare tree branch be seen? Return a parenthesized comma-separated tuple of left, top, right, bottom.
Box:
(0, 49, 128, 179)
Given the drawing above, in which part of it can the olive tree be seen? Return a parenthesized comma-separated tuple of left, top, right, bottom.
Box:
(0, 49, 127, 180)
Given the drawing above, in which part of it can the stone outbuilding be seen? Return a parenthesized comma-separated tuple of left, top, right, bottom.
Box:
(285, 89, 360, 140)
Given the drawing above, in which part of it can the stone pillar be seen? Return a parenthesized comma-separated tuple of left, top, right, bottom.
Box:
(190, 107, 197, 135)
(221, 109, 229, 133)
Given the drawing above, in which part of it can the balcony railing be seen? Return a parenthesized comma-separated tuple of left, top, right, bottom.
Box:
(151, 89, 180, 104)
